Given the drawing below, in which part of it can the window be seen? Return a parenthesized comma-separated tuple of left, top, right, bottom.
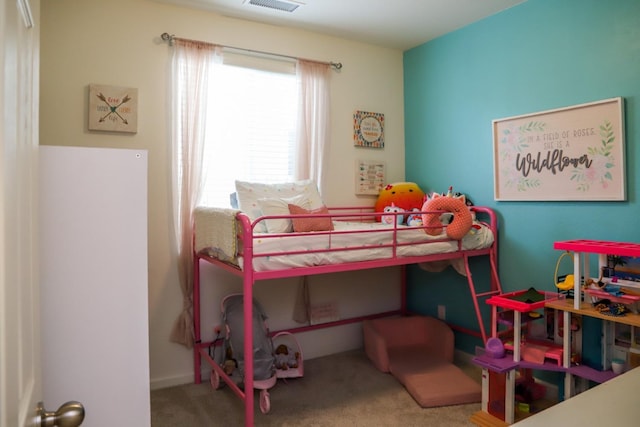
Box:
(198, 55, 299, 207)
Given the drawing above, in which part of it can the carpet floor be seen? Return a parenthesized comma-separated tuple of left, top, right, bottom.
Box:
(150, 349, 482, 427)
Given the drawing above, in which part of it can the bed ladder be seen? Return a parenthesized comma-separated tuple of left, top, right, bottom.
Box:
(463, 250, 503, 344)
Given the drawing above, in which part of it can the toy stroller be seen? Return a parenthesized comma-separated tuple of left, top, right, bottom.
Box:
(211, 293, 277, 414)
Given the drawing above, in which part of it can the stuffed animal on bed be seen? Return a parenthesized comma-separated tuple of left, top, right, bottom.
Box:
(375, 182, 425, 223)
(406, 208, 423, 226)
(453, 191, 475, 221)
(381, 203, 405, 225)
(421, 192, 473, 240)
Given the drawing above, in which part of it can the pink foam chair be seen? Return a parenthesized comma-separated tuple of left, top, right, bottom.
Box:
(363, 316, 481, 408)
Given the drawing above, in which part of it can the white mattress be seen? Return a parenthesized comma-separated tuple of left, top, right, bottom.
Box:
(236, 220, 494, 272)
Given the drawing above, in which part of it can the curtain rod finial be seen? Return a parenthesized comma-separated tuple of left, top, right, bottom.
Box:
(161, 32, 175, 44)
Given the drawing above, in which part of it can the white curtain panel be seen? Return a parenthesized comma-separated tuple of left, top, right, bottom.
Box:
(295, 59, 331, 197)
(170, 38, 222, 348)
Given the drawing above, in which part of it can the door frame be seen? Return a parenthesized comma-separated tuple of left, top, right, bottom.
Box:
(0, 0, 41, 426)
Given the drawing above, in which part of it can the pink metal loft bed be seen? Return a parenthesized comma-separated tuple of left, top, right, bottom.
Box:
(192, 205, 502, 426)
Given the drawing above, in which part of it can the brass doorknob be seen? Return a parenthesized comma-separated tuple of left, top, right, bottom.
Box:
(37, 401, 85, 427)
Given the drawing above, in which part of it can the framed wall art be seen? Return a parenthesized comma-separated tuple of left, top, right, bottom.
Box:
(353, 110, 384, 148)
(355, 159, 385, 195)
(493, 97, 625, 201)
(88, 84, 138, 133)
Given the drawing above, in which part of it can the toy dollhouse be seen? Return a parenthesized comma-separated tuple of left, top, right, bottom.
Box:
(471, 239, 640, 426)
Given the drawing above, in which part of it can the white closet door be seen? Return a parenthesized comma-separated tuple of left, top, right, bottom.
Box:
(39, 146, 150, 427)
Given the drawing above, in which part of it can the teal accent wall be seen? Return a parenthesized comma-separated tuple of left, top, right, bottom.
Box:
(403, 0, 640, 352)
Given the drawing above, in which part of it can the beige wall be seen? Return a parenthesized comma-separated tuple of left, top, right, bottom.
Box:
(40, 0, 405, 388)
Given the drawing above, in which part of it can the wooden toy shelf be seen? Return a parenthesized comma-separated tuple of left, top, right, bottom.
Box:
(545, 299, 640, 328)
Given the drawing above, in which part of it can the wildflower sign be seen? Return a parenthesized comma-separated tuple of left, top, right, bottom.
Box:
(493, 97, 625, 201)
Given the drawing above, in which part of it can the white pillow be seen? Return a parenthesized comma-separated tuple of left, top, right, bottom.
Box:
(257, 194, 311, 233)
(235, 179, 324, 233)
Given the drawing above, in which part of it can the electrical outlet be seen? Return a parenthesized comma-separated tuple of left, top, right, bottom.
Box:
(437, 305, 446, 320)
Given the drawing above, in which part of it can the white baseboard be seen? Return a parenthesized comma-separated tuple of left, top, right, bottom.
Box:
(150, 373, 196, 391)
(151, 365, 221, 390)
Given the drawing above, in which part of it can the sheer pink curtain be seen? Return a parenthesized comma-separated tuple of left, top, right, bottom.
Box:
(295, 59, 331, 196)
(169, 51, 332, 343)
(293, 60, 331, 324)
(169, 39, 222, 348)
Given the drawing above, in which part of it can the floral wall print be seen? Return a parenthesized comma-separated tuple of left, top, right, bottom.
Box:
(493, 98, 625, 201)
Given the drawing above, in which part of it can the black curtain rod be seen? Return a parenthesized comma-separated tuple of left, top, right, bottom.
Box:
(160, 32, 342, 70)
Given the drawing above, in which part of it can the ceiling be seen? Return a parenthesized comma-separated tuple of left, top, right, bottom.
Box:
(155, 0, 526, 50)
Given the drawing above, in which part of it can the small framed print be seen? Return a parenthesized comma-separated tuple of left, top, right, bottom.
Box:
(355, 159, 385, 195)
(88, 84, 138, 133)
(354, 110, 384, 148)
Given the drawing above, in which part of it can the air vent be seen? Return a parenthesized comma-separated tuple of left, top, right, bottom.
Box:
(246, 0, 304, 13)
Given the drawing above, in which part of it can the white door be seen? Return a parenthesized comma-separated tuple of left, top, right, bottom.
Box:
(39, 146, 151, 427)
(0, 1, 42, 426)
(1, 2, 151, 426)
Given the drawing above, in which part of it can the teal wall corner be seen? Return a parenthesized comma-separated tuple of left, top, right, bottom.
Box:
(403, 0, 640, 357)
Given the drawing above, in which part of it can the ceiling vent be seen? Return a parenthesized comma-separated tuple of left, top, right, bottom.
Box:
(245, 0, 304, 13)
